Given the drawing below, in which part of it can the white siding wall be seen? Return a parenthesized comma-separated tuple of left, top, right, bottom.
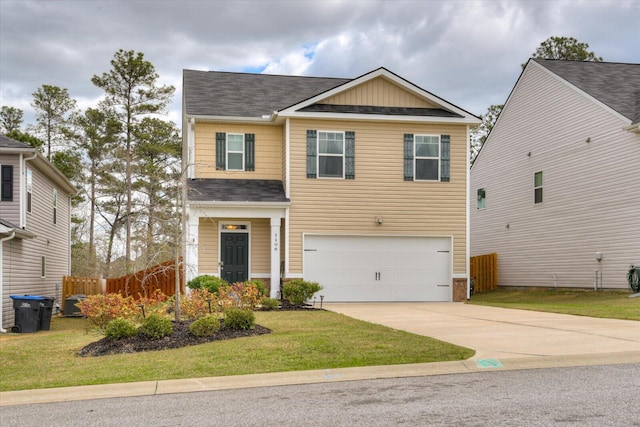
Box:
(470, 63, 640, 289)
(2, 160, 71, 328)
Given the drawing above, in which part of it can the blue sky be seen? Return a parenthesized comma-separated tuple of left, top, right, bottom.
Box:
(1, 0, 638, 126)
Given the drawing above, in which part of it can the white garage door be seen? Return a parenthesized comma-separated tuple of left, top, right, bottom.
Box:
(303, 235, 452, 302)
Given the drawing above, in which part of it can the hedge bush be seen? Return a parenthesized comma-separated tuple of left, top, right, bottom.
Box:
(283, 279, 323, 307)
(187, 275, 228, 294)
(260, 297, 280, 311)
(140, 313, 173, 339)
(104, 318, 138, 340)
(224, 308, 255, 330)
(189, 315, 221, 337)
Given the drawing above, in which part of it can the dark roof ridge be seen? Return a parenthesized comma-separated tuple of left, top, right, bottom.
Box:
(532, 58, 640, 66)
(183, 68, 351, 81)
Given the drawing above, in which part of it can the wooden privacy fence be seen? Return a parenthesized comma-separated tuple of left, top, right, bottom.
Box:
(470, 253, 498, 292)
(62, 276, 103, 299)
(106, 259, 184, 299)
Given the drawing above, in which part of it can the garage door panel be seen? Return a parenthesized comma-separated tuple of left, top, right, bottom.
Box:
(304, 235, 452, 302)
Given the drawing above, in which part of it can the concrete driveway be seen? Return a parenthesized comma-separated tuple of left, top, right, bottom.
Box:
(324, 302, 640, 361)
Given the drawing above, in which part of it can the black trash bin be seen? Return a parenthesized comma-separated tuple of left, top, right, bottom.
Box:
(38, 297, 56, 331)
(64, 294, 86, 317)
(10, 295, 44, 333)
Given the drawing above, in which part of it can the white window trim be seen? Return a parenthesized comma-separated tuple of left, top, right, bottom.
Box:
(534, 171, 543, 204)
(26, 168, 33, 214)
(317, 130, 345, 179)
(477, 187, 486, 210)
(226, 133, 245, 171)
(414, 134, 440, 181)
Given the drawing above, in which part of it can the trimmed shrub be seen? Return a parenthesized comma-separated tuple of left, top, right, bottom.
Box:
(181, 289, 218, 320)
(189, 315, 221, 337)
(260, 297, 280, 311)
(140, 313, 173, 339)
(283, 279, 323, 307)
(218, 282, 262, 310)
(135, 289, 170, 320)
(245, 279, 267, 296)
(104, 318, 138, 340)
(187, 275, 228, 294)
(224, 308, 255, 330)
(77, 293, 138, 332)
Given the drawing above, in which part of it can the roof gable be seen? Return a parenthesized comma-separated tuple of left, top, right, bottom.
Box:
(533, 59, 640, 123)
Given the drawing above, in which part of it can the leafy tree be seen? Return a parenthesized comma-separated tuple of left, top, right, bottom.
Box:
(0, 106, 24, 133)
(470, 104, 503, 164)
(31, 85, 77, 159)
(92, 49, 175, 272)
(4, 129, 44, 150)
(525, 36, 603, 67)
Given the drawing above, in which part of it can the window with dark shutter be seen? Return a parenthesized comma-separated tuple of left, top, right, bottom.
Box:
(403, 134, 414, 181)
(216, 132, 226, 170)
(244, 133, 255, 171)
(306, 130, 317, 178)
(345, 131, 355, 179)
(1, 165, 13, 201)
(440, 134, 450, 182)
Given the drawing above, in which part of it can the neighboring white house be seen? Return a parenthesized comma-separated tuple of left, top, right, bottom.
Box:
(0, 134, 76, 331)
(471, 59, 640, 290)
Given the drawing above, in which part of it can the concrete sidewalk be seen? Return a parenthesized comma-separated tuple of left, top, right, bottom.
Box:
(1, 303, 639, 407)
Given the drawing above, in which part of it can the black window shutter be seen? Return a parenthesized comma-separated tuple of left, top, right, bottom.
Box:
(440, 134, 450, 182)
(245, 133, 255, 171)
(1, 165, 13, 201)
(345, 131, 355, 179)
(306, 130, 317, 178)
(216, 132, 226, 170)
(403, 134, 414, 181)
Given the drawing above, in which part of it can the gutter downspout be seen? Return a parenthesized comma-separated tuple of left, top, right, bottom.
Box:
(0, 232, 16, 333)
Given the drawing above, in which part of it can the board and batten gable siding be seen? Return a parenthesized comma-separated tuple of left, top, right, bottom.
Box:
(470, 62, 640, 289)
(0, 153, 20, 224)
(194, 123, 284, 180)
(287, 118, 468, 276)
(2, 161, 71, 328)
(321, 76, 438, 108)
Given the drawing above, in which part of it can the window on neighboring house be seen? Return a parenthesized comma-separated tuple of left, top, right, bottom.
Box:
(215, 132, 255, 171)
(1, 165, 13, 201)
(306, 130, 355, 179)
(53, 189, 57, 224)
(534, 171, 543, 204)
(26, 168, 33, 213)
(404, 134, 450, 182)
(477, 188, 486, 209)
(41, 256, 46, 278)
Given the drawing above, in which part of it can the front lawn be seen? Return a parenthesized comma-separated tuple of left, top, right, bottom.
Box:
(467, 288, 639, 320)
(0, 310, 473, 392)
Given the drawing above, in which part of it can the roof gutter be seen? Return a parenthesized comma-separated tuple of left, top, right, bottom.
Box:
(0, 231, 16, 333)
(187, 114, 276, 124)
(188, 200, 291, 208)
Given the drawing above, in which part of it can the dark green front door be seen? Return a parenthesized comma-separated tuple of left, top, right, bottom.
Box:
(221, 233, 248, 283)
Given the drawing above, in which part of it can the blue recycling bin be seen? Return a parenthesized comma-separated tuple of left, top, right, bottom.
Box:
(10, 295, 44, 333)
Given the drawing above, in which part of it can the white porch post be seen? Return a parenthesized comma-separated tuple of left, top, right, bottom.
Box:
(185, 212, 199, 283)
(270, 217, 281, 298)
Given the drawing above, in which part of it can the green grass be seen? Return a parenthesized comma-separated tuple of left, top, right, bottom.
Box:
(467, 288, 640, 320)
(0, 310, 473, 392)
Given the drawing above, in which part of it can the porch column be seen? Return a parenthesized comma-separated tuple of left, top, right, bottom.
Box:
(270, 217, 281, 299)
(185, 213, 199, 283)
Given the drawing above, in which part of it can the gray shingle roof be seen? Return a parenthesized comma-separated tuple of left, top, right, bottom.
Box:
(187, 179, 289, 203)
(183, 70, 350, 117)
(298, 104, 462, 118)
(534, 59, 640, 123)
(0, 134, 34, 150)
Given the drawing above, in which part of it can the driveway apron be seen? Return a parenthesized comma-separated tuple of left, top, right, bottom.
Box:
(324, 302, 640, 360)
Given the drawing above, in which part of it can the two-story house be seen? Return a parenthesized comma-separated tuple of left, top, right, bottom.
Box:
(1, 134, 75, 331)
(471, 59, 640, 290)
(183, 67, 480, 302)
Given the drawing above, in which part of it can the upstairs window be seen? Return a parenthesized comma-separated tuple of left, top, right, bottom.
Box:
(53, 189, 58, 224)
(306, 130, 355, 179)
(26, 168, 33, 213)
(477, 188, 486, 209)
(404, 134, 450, 182)
(215, 133, 255, 171)
(1, 165, 13, 201)
(534, 171, 543, 204)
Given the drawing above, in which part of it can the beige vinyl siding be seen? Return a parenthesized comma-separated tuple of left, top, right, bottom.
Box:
(470, 62, 640, 289)
(197, 217, 272, 277)
(0, 154, 20, 224)
(194, 123, 283, 180)
(288, 118, 468, 275)
(322, 77, 437, 108)
(2, 162, 71, 328)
